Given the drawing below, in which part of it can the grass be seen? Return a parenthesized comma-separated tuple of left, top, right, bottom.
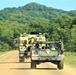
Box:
(65, 52, 76, 67)
(0, 50, 15, 55)
(0, 51, 8, 55)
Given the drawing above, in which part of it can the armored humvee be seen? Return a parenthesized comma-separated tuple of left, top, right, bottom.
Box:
(18, 32, 46, 62)
(31, 40, 64, 69)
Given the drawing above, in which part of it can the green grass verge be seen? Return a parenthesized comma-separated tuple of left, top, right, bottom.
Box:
(65, 52, 76, 67)
(0, 51, 8, 55)
(0, 50, 15, 55)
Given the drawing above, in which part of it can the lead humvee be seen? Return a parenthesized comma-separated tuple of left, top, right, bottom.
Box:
(31, 40, 64, 69)
(18, 32, 46, 62)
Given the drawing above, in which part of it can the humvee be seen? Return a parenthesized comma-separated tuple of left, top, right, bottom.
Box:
(31, 40, 64, 69)
(18, 32, 46, 62)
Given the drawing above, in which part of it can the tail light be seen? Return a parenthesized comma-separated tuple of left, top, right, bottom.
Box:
(59, 50, 64, 58)
(34, 51, 38, 55)
(60, 50, 64, 55)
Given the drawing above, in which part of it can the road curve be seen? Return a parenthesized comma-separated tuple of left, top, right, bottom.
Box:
(0, 51, 76, 75)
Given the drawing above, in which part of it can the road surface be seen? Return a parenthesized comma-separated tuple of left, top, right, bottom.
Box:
(0, 51, 76, 75)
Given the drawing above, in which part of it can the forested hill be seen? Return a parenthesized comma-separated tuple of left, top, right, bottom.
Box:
(0, 2, 76, 52)
(0, 2, 76, 23)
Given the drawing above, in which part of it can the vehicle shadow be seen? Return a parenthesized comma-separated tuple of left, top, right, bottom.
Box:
(10, 67, 57, 70)
(0, 62, 30, 64)
(0, 62, 57, 70)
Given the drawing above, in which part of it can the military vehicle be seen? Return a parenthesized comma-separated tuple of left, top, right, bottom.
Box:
(18, 32, 46, 62)
(31, 40, 64, 69)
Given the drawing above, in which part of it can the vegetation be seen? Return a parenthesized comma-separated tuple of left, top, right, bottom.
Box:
(65, 52, 76, 67)
(0, 52, 7, 55)
(0, 2, 76, 52)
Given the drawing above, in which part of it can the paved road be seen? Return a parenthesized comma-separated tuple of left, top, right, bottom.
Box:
(0, 51, 76, 75)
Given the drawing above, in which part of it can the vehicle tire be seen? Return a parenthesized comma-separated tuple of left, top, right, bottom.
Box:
(31, 61, 36, 69)
(57, 60, 64, 69)
(19, 57, 24, 62)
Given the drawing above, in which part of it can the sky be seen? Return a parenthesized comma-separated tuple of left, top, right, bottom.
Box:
(0, 0, 76, 11)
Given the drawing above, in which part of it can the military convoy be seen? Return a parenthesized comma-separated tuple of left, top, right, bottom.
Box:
(18, 32, 64, 69)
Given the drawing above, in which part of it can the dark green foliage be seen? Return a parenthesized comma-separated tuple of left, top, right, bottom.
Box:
(0, 2, 76, 52)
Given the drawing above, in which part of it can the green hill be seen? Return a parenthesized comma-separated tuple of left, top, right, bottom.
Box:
(0, 2, 75, 24)
(0, 2, 76, 52)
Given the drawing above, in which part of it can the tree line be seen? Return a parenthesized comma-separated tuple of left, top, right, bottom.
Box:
(0, 2, 76, 52)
